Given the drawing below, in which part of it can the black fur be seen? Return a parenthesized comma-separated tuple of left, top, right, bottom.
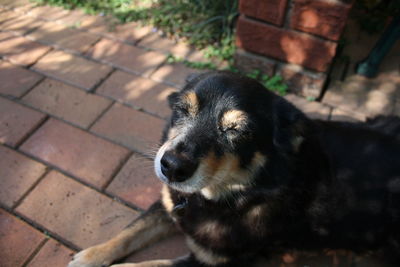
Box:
(160, 71, 400, 266)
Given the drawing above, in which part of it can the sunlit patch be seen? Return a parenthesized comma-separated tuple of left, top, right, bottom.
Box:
(220, 109, 248, 131)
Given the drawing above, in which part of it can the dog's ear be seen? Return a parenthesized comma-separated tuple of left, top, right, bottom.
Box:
(167, 92, 179, 108)
(272, 98, 309, 155)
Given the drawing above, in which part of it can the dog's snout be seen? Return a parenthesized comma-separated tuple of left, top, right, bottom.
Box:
(160, 151, 198, 183)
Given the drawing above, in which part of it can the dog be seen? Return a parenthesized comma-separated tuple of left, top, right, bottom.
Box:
(68, 71, 400, 267)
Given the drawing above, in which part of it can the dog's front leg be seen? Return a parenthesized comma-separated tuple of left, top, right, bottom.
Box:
(109, 255, 191, 267)
(110, 254, 260, 267)
(68, 201, 177, 267)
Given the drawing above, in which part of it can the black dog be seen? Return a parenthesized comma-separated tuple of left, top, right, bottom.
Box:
(69, 71, 400, 267)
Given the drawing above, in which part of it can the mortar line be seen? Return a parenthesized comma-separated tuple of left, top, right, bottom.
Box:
(0, 204, 81, 252)
(89, 67, 116, 93)
(2, 31, 182, 93)
(101, 151, 134, 191)
(1, 94, 158, 159)
(4, 143, 144, 213)
(18, 75, 46, 100)
(87, 99, 116, 130)
(15, 115, 50, 149)
(12, 168, 51, 210)
(242, 12, 339, 44)
(21, 238, 49, 267)
(92, 92, 169, 121)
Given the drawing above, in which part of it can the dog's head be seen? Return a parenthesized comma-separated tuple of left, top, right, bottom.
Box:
(154, 71, 311, 199)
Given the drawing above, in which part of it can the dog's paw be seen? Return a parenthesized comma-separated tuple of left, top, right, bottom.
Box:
(68, 245, 113, 267)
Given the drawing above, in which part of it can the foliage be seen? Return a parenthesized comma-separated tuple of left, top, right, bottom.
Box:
(166, 54, 217, 70)
(237, 69, 288, 96)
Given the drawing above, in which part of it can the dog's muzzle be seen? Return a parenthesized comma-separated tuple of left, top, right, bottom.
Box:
(160, 151, 198, 183)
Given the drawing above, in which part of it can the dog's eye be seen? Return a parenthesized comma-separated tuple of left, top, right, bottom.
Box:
(175, 105, 189, 116)
(219, 126, 239, 134)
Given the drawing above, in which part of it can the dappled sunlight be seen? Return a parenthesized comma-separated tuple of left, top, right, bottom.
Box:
(0, 32, 51, 66)
(27, 20, 100, 53)
(280, 35, 307, 67)
(323, 15, 400, 117)
(96, 70, 176, 118)
(87, 38, 166, 76)
(299, 10, 319, 29)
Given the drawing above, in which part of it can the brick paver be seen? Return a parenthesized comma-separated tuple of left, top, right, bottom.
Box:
(285, 94, 331, 120)
(27, 239, 75, 267)
(323, 74, 399, 117)
(107, 153, 162, 210)
(87, 38, 166, 76)
(0, 96, 46, 147)
(0, 209, 46, 267)
(91, 103, 165, 154)
(0, 145, 47, 208)
(20, 119, 130, 188)
(16, 171, 139, 248)
(96, 70, 176, 118)
(90, 21, 153, 44)
(0, 10, 16, 24)
(0, 31, 51, 66)
(28, 21, 100, 53)
(32, 50, 113, 90)
(0, 60, 43, 97)
(0, 15, 43, 35)
(150, 62, 203, 88)
(22, 78, 112, 128)
(330, 108, 366, 122)
(55, 9, 88, 27)
(138, 32, 178, 52)
(27, 5, 70, 21)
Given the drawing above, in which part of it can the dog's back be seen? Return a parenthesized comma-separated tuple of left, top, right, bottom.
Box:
(312, 117, 400, 261)
(366, 115, 400, 140)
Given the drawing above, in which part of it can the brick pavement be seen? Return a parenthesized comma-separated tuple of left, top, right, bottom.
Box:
(0, 1, 395, 266)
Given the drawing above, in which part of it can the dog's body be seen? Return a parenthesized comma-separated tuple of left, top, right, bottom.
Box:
(69, 72, 400, 267)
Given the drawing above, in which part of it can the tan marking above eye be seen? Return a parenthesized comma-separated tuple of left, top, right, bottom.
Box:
(182, 91, 199, 116)
(220, 110, 248, 131)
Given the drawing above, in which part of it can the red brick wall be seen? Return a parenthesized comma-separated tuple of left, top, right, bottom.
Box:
(235, 0, 354, 97)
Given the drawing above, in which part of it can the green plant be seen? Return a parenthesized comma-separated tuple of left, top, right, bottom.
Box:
(166, 54, 217, 70)
(260, 74, 288, 96)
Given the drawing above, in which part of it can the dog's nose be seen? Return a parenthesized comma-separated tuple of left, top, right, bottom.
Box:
(160, 151, 198, 183)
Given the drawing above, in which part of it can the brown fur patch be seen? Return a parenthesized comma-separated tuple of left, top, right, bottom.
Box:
(200, 151, 267, 199)
(220, 110, 248, 131)
(161, 185, 174, 213)
(182, 91, 199, 116)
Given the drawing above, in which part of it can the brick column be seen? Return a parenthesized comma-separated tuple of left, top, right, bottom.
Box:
(235, 0, 353, 98)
